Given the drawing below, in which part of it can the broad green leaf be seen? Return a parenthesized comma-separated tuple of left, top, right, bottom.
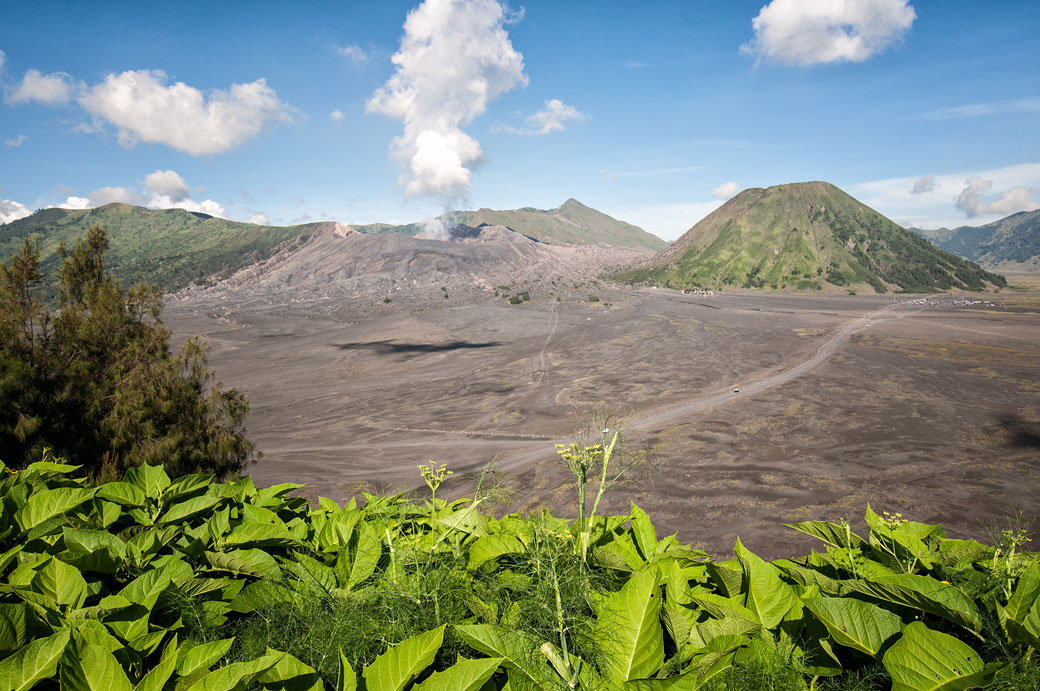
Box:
(689, 592, 759, 623)
(204, 549, 282, 581)
(160, 495, 223, 524)
(118, 569, 172, 611)
(883, 622, 996, 691)
(225, 520, 297, 548)
(134, 635, 178, 691)
(783, 520, 866, 549)
(0, 604, 31, 655)
(467, 534, 526, 570)
(436, 506, 488, 538)
(344, 521, 381, 591)
(318, 510, 362, 552)
(60, 527, 127, 574)
(847, 574, 981, 632)
(337, 648, 357, 691)
(14, 487, 96, 533)
(96, 482, 146, 507)
(166, 473, 214, 501)
(412, 656, 502, 691)
(33, 555, 88, 608)
(998, 560, 1040, 648)
(362, 624, 444, 691)
(177, 638, 236, 677)
(937, 539, 993, 568)
(630, 502, 659, 560)
(65, 618, 123, 652)
(773, 559, 845, 595)
(733, 539, 799, 629)
(0, 628, 70, 691)
(803, 597, 901, 657)
(659, 559, 696, 645)
(704, 562, 742, 599)
(456, 624, 560, 689)
(1003, 560, 1039, 624)
(687, 615, 761, 650)
(283, 553, 337, 595)
(593, 567, 664, 683)
(256, 648, 323, 691)
(123, 464, 171, 498)
(185, 651, 284, 691)
(59, 641, 133, 691)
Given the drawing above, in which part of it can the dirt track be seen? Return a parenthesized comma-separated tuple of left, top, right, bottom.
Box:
(165, 284, 1040, 559)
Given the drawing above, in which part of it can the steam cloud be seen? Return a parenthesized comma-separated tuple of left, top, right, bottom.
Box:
(367, 0, 528, 236)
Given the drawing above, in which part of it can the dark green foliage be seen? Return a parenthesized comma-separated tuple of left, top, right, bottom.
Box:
(0, 460, 1038, 689)
(0, 226, 255, 478)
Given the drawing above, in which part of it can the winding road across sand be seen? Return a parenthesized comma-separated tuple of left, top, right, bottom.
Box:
(407, 299, 908, 496)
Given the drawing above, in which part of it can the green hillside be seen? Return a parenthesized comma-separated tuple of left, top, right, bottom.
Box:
(0, 203, 318, 294)
(617, 182, 1005, 293)
(909, 209, 1040, 272)
(455, 198, 666, 250)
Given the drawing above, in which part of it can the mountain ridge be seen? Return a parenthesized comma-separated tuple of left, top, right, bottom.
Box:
(0, 199, 658, 294)
(909, 208, 1040, 273)
(616, 181, 1005, 293)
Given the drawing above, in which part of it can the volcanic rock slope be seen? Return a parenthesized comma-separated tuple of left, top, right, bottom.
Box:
(911, 208, 1040, 273)
(619, 181, 1005, 293)
(174, 221, 648, 310)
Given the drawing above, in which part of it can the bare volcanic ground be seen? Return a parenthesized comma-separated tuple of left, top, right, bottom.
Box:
(164, 225, 1040, 559)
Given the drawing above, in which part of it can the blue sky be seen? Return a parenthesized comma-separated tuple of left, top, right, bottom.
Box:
(1, 0, 1037, 240)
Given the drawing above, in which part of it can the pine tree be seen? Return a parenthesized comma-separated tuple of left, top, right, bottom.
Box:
(0, 226, 257, 478)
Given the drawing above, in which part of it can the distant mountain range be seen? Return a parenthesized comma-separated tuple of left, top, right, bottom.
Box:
(0, 199, 659, 294)
(616, 181, 1005, 293)
(909, 209, 1040, 273)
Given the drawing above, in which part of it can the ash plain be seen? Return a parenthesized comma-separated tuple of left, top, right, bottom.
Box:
(163, 230, 1040, 559)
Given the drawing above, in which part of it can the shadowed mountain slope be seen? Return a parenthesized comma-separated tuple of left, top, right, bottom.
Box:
(910, 209, 1040, 273)
(616, 182, 1005, 293)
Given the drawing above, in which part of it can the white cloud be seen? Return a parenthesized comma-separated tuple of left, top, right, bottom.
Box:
(336, 44, 369, 64)
(78, 70, 291, 155)
(367, 0, 528, 201)
(58, 196, 92, 209)
(48, 170, 228, 218)
(330, 109, 345, 122)
(712, 181, 740, 199)
(0, 199, 32, 225)
(605, 200, 726, 242)
(0, 50, 5, 76)
(89, 186, 141, 205)
(5, 134, 27, 147)
(848, 162, 1040, 228)
(144, 169, 190, 202)
(909, 174, 934, 195)
(955, 177, 1038, 218)
(495, 99, 585, 135)
(6, 68, 76, 104)
(926, 98, 1040, 119)
(248, 213, 269, 225)
(741, 0, 916, 66)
